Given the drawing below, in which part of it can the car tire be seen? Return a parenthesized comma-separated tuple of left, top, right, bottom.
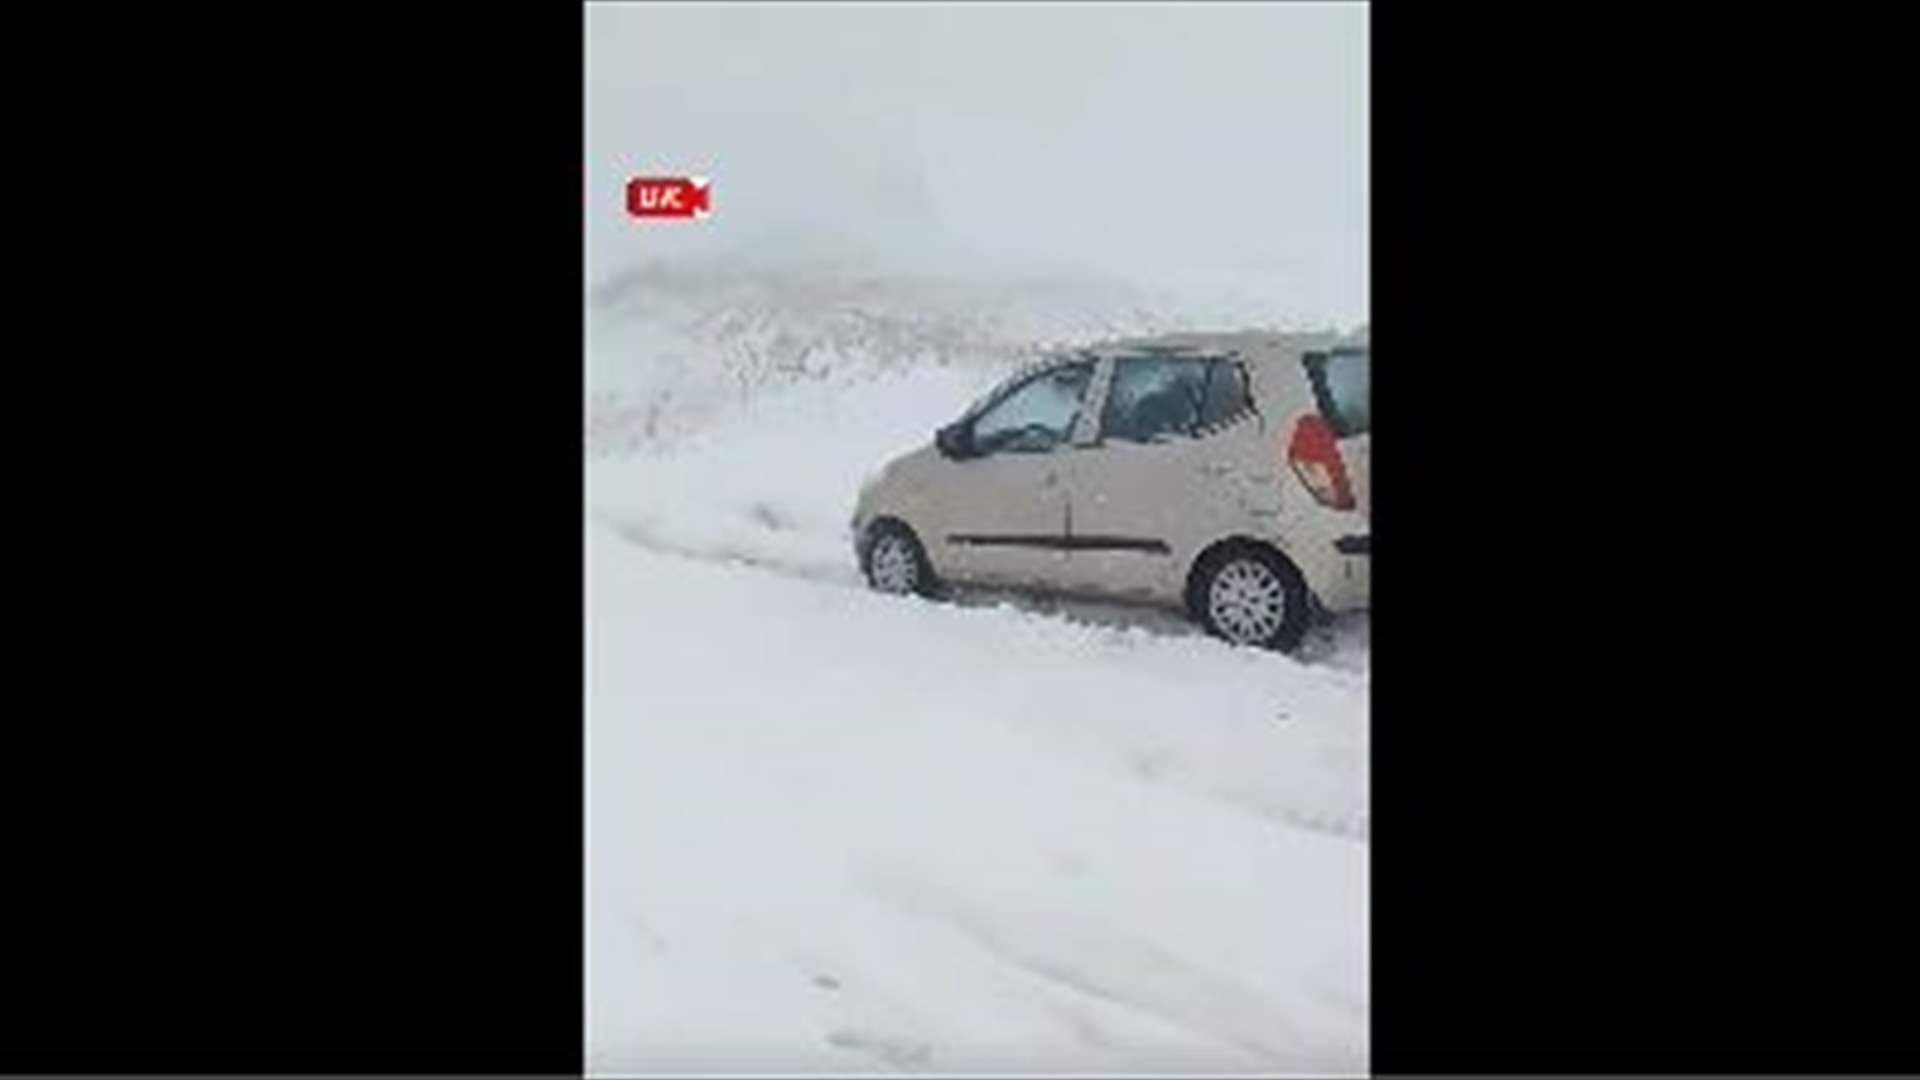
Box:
(1188, 541, 1311, 653)
(861, 520, 939, 598)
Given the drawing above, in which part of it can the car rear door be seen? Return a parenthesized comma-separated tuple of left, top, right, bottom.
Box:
(1057, 350, 1265, 601)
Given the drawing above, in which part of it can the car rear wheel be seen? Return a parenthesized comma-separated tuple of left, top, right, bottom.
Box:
(1189, 542, 1311, 652)
(861, 521, 937, 598)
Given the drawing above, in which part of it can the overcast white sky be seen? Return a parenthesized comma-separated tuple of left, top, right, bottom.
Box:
(586, 2, 1368, 324)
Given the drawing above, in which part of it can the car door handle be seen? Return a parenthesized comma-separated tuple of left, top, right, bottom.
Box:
(1042, 471, 1059, 488)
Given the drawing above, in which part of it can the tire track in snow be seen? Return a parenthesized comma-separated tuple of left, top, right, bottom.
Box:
(598, 514, 1367, 676)
(599, 518, 1368, 846)
(854, 858, 1355, 1073)
(598, 514, 863, 587)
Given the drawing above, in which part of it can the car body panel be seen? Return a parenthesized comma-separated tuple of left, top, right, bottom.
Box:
(935, 451, 1071, 588)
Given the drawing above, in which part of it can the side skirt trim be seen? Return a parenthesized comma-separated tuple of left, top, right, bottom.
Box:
(947, 534, 1171, 554)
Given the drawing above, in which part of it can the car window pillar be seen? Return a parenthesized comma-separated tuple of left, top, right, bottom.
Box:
(1069, 356, 1114, 447)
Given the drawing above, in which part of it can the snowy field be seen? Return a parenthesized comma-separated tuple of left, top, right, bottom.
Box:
(586, 262, 1369, 1074)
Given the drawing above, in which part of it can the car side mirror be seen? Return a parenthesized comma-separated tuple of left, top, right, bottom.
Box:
(936, 420, 975, 460)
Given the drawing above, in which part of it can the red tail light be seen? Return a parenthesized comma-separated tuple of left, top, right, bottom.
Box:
(1287, 414, 1356, 511)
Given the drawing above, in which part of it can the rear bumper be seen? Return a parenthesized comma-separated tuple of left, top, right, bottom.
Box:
(1276, 530, 1368, 615)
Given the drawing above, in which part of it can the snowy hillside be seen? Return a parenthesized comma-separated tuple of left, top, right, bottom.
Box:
(586, 260, 1369, 1074)
(587, 258, 1340, 456)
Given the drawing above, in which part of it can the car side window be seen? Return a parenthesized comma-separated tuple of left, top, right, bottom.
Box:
(1102, 356, 1207, 443)
(970, 363, 1093, 455)
(1107, 353, 1264, 443)
(1199, 358, 1253, 428)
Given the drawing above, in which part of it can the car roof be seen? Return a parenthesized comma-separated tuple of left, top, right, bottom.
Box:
(1083, 328, 1363, 360)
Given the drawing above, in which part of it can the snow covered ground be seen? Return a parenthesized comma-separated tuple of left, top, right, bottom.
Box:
(586, 261, 1368, 1074)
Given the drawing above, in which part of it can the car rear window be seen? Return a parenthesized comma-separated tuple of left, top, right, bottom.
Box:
(1303, 347, 1369, 437)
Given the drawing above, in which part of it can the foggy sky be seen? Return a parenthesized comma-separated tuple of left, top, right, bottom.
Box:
(586, 2, 1368, 325)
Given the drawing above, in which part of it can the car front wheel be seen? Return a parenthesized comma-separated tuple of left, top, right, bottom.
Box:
(861, 521, 937, 598)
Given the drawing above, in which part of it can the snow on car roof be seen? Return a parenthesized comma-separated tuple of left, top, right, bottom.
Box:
(1087, 329, 1350, 360)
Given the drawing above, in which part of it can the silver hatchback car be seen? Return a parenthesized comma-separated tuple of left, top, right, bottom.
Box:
(853, 329, 1370, 652)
